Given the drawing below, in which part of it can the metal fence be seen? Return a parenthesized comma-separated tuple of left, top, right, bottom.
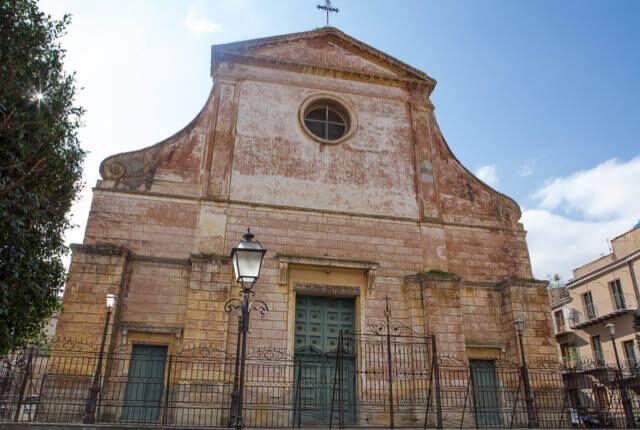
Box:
(3, 338, 640, 428)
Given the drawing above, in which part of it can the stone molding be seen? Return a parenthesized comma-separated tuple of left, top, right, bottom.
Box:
(70, 243, 231, 267)
(404, 272, 462, 284)
(275, 253, 379, 270)
(404, 272, 548, 290)
(120, 324, 183, 346)
(495, 278, 549, 289)
(136, 254, 191, 267)
(277, 253, 378, 293)
(294, 283, 360, 298)
(210, 27, 436, 89)
(189, 253, 231, 264)
(465, 341, 507, 353)
(70, 243, 131, 258)
(92, 186, 524, 234)
(217, 51, 430, 90)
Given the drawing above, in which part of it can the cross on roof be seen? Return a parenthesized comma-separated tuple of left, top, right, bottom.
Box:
(317, 0, 339, 27)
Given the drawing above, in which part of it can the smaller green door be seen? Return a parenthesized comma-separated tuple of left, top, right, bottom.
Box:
(470, 360, 501, 426)
(122, 344, 167, 423)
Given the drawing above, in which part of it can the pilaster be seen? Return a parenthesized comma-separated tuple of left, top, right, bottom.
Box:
(498, 278, 556, 362)
(406, 272, 465, 355)
(57, 243, 131, 344)
(182, 253, 233, 349)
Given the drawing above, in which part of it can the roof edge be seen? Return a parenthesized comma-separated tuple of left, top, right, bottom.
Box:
(210, 27, 436, 87)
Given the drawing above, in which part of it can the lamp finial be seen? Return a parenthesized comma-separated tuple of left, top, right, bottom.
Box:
(243, 228, 255, 241)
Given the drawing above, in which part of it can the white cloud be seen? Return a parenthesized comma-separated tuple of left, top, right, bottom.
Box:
(184, 6, 222, 34)
(533, 157, 640, 220)
(518, 164, 533, 177)
(522, 209, 630, 281)
(523, 157, 640, 280)
(475, 165, 499, 187)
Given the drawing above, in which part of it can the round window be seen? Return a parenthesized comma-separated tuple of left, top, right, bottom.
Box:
(300, 96, 355, 144)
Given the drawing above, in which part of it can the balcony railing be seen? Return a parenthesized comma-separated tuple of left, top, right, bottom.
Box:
(584, 303, 598, 320)
(569, 292, 636, 329)
(612, 292, 628, 310)
(568, 309, 582, 327)
(555, 324, 567, 334)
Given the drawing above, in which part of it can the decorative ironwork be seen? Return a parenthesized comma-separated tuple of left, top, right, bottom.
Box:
(493, 358, 521, 368)
(436, 353, 469, 367)
(224, 298, 269, 319)
(48, 337, 98, 353)
(367, 319, 413, 336)
(177, 344, 229, 359)
(245, 348, 292, 361)
(528, 358, 566, 370)
(366, 295, 417, 337)
(317, 0, 339, 26)
(1, 339, 639, 429)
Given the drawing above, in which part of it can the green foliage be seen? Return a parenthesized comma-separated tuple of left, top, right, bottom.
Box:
(419, 269, 458, 278)
(0, 0, 84, 355)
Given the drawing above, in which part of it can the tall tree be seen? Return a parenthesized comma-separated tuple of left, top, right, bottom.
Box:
(0, 0, 84, 355)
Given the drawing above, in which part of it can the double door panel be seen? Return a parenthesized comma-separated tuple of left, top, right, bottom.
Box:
(294, 295, 355, 425)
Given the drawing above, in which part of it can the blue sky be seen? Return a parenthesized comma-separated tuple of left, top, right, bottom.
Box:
(40, 0, 640, 282)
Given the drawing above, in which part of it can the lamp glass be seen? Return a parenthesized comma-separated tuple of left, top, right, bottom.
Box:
(606, 322, 616, 337)
(514, 317, 525, 332)
(106, 294, 116, 310)
(231, 230, 266, 283)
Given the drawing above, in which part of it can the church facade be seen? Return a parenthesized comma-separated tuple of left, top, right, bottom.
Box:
(56, 27, 555, 424)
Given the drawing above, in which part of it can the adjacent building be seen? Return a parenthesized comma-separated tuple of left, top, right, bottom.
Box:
(552, 227, 640, 368)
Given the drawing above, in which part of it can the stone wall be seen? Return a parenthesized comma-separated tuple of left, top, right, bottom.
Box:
(56, 27, 555, 363)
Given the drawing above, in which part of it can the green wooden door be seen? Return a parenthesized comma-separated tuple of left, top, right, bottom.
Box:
(294, 295, 355, 425)
(470, 360, 501, 426)
(122, 344, 167, 423)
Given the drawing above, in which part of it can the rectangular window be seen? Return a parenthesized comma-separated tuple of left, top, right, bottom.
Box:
(554, 310, 566, 333)
(610, 279, 626, 310)
(591, 335, 604, 365)
(583, 292, 597, 319)
(624, 340, 637, 367)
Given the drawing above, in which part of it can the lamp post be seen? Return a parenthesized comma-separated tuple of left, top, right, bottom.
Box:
(225, 229, 268, 430)
(515, 316, 538, 429)
(606, 322, 635, 428)
(83, 293, 116, 424)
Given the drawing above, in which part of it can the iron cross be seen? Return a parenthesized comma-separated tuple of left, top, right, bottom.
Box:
(317, 0, 339, 27)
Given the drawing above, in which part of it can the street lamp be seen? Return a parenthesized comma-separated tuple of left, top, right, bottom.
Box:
(514, 316, 538, 429)
(226, 229, 268, 430)
(83, 293, 116, 424)
(606, 322, 635, 428)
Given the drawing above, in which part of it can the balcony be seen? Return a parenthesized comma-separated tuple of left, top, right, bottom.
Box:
(569, 294, 636, 330)
(571, 307, 635, 329)
(585, 303, 597, 320)
(612, 292, 628, 311)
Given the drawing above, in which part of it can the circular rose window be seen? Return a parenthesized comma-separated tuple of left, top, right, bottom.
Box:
(299, 96, 356, 144)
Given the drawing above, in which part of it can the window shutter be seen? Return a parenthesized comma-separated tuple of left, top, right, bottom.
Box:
(609, 280, 616, 309)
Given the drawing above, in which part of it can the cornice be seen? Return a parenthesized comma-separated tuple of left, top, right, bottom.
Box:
(70, 243, 132, 258)
(70, 243, 230, 267)
(215, 51, 431, 90)
(566, 249, 640, 289)
(495, 278, 549, 289)
(211, 27, 436, 90)
(92, 186, 525, 235)
(275, 253, 379, 270)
